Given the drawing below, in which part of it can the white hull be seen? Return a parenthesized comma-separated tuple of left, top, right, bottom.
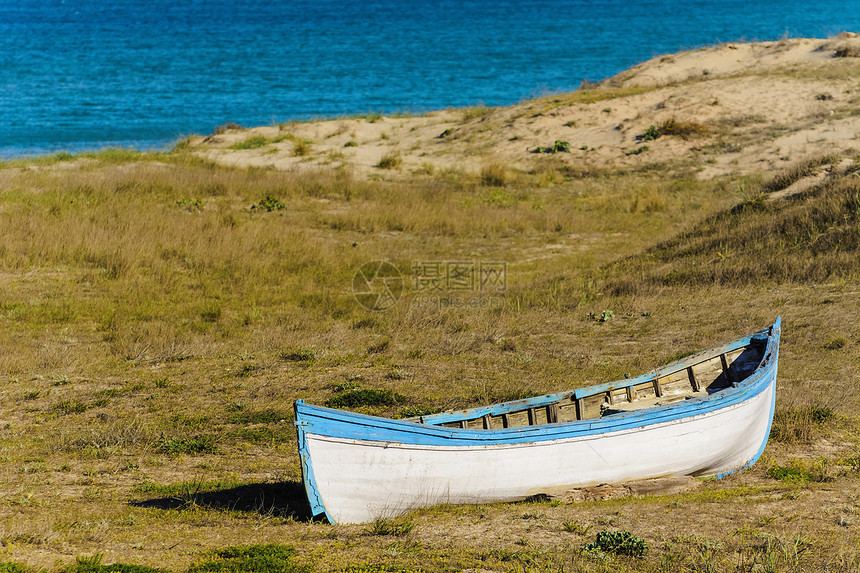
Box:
(305, 379, 774, 523)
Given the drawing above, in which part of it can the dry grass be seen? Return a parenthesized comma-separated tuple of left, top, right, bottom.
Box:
(607, 155, 860, 291)
(0, 146, 858, 572)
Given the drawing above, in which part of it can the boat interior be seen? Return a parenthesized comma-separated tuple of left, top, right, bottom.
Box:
(413, 336, 768, 430)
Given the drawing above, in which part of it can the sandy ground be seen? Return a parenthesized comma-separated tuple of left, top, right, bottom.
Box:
(186, 34, 860, 180)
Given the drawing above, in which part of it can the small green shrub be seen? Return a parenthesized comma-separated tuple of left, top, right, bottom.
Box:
(176, 197, 204, 211)
(253, 196, 285, 212)
(551, 140, 571, 153)
(626, 145, 649, 156)
(325, 389, 406, 409)
(533, 141, 571, 154)
(344, 140, 359, 147)
(583, 530, 648, 557)
(641, 125, 661, 141)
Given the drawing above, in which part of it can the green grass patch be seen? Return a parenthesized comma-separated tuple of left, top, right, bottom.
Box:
(232, 427, 292, 444)
(325, 389, 407, 409)
(770, 404, 835, 443)
(230, 136, 269, 150)
(228, 409, 291, 425)
(766, 458, 833, 483)
(398, 405, 444, 419)
(55, 400, 92, 415)
(280, 349, 315, 362)
(187, 545, 310, 573)
(364, 517, 416, 537)
(0, 563, 38, 573)
(154, 435, 218, 455)
(133, 478, 242, 497)
(60, 554, 169, 573)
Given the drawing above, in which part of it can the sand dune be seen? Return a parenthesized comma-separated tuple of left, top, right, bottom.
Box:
(188, 34, 860, 180)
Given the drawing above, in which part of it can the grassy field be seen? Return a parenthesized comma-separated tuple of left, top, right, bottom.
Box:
(0, 136, 859, 572)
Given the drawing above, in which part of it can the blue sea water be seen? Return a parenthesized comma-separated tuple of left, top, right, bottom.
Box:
(1, 0, 858, 158)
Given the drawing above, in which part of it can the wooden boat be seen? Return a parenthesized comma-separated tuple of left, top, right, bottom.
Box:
(294, 318, 780, 524)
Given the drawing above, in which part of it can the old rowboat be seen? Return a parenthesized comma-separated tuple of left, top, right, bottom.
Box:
(294, 318, 780, 524)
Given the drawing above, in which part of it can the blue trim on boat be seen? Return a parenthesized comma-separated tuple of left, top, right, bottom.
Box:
(294, 401, 333, 521)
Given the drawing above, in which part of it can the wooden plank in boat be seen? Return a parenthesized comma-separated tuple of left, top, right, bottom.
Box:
(658, 369, 692, 397)
(687, 366, 700, 392)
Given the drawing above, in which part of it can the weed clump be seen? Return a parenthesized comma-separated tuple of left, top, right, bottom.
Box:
(364, 517, 416, 536)
(480, 163, 508, 187)
(376, 152, 401, 169)
(659, 118, 708, 138)
(582, 530, 648, 557)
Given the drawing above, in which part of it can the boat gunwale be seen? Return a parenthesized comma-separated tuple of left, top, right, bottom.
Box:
(414, 330, 767, 426)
